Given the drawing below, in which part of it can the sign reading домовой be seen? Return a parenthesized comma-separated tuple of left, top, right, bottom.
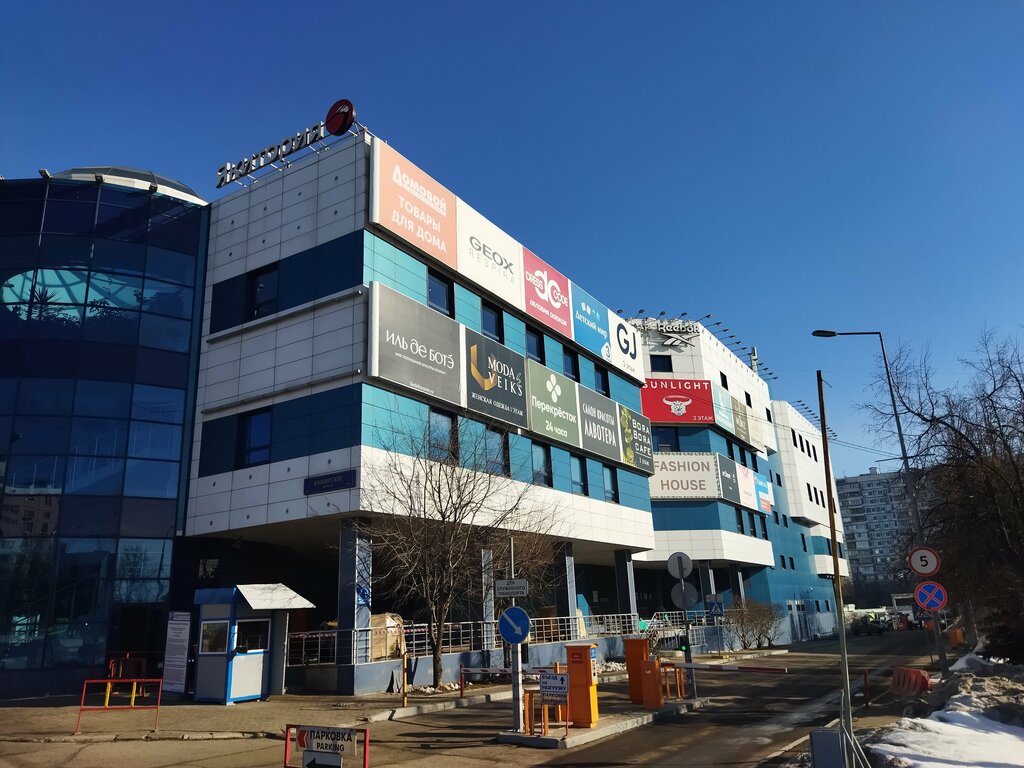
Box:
(578, 388, 622, 462)
(371, 141, 459, 269)
(526, 359, 580, 447)
(650, 453, 722, 499)
(464, 329, 528, 428)
(570, 283, 612, 363)
(618, 404, 653, 473)
(370, 283, 463, 407)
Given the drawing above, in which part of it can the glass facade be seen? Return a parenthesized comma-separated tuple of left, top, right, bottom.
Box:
(0, 176, 205, 689)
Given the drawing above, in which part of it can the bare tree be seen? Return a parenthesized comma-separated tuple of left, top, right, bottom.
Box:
(880, 333, 1024, 659)
(359, 414, 562, 686)
(727, 598, 785, 649)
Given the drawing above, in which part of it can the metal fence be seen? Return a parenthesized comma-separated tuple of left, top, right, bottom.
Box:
(288, 611, 671, 666)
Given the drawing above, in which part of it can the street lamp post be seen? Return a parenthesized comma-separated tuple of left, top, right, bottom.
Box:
(812, 329, 949, 676)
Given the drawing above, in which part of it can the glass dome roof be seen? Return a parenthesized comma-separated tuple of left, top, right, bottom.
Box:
(53, 166, 204, 205)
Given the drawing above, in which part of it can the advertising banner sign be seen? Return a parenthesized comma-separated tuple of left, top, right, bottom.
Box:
(608, 311, 644, 382)
(456, 199, 524, 311)
(370, 283, 463, 407)
(464, 329, 529, 428)
(736, 464, 758, 510)
(753, 473, 774, 512)
(570, 283, 612, 363)
(162, 611, 191, 694)
(371, 141, 458, 269)
(641, 379, 715, 423)
(711, 383, 735, 435)
(526, 359, 581, 447)
(618, 404, 654, 473)
(650, 453, 721, 499)
(732, 397, 751, 445)
(578, 388, 623, 462)
(718, 456, 741, 505)
(523, 247, 573, 338)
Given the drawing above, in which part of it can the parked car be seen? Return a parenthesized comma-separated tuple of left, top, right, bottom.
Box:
(851, 616, 887, 636)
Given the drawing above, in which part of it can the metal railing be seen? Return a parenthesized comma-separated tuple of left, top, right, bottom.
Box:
(287, 612, 693, 667)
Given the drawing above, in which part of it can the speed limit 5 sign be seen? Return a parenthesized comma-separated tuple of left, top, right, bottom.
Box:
(908, 546, 941, 578)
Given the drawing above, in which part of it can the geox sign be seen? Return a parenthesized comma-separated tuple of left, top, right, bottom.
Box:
(215, 98, 356, 189)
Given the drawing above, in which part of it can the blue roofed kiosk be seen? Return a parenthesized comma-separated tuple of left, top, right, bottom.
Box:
(193, 584, 313, 704)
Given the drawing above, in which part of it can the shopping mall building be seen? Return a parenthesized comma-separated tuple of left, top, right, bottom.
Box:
(0, 99, 847, 698)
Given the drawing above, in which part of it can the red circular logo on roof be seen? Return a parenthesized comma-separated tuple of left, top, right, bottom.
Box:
(325, 99, 356, 136)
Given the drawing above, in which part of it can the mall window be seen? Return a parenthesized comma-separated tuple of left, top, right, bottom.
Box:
(428, 409, 458, 463)
(235, 619, 270, 653)
(720, 372, 729, 390)
(238, 409, 271, 467)
(735, 508, 744, 534)
(812, 445, 818, 462)
(526, 327, 544, 363)
(563, 347, 579, 381)
(532, 442, 552, 487)
(799, 434, 805, 451)
(744, 391, 752, 407)
(246, 264, 278, 320)
(776, 472, 783, 488)
(481, 300, 503, 343)
(603, 464, 619, 503)
(748, 511, 757, 537)
(727, 440, 735, 461)
(816, 600, 821, 612)
(594, 366, 610, 397)
(807, 483, 813, 502)
(773, 509, 780, 525)
(789, 556, 796, 570)
(427, 269, 454, 317)
(801, 533, 807, 552)
(780, 555, 787, 569)
(825, 600, 831, 611)
(653, 426, 678, 452)
(649, 354, 672, 373)
(766, 408, 773, 423)
(200, 621, 229, 654)
(760, 516, 768, 539)
(484, 426, 510, 477)
(569, 454, 588, 495)
(783, 515, 789, 527)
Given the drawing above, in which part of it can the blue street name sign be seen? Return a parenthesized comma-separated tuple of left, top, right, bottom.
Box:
(914, 580, 948, 612)
(499, 606, 531, 644)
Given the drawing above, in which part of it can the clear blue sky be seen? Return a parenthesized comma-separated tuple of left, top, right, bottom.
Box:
(3, 1, 1022, 475)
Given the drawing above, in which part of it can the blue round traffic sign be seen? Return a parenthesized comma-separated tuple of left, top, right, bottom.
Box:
(914, 580, 947, 612)
(499, 606, 531, 644)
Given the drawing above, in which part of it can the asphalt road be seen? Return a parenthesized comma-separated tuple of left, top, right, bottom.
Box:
(0, 631, 938, 768)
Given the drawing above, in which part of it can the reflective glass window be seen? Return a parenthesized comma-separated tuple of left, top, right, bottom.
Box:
(113, 579, 168, 603)
(17, 378, 74, 414)
(32, 269, 88, 305)
(74, 380, 131, 418)
(246, 266, 278, 320)
(427, 270, 454, 317)
(77, 342, 135, 381)
(87, 272, 142, 310)
(92, 239, 146, 276)
(120, 498, 176, 537)
(0, 494, 59, 537)
(36, 235, 90, 271)
(526, 327, 544, 363)
(0, 538, 55, 579)
(27, 303, 83, 339)
(0, 379, 18, 413)
(116, 539, 172, 579)
(47, 184, 97, 202)
(603, 464, 619, 503)
(100, 187, 149, 209)
(69, 417, 128, 457)
(95, 204, 148, 243)
(570, 453, 588, 495)
(427, 409, 456, 463)
(532, 442, 552, 487)
(65, 456, 124, 495)
(138, 314, 189, 352)
(42, 201, 96, 235)
(132, 385, 184, 424)
(238, 410, 272, 467)
(123, 459, 178, 498)
(2, 271, 34, 303)
(128, 421, 181, 460)
(0, 200, 44, 234)
(146, 248, 195, 287)
(484, 426, 509, 476)
(134, 348, 188, 388)
(149, 212, 199, 254)
(83, 305, 139, 344)
(45, 622, 107, 667)
(3, 455, 65, 495)
(57, 495, 119, 537)
(141, 279, 192, 319)
(10, 416, 70, 454)
(56, 538, 116, 579)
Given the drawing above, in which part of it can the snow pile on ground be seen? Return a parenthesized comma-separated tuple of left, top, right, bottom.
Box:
(594, 660, 627, 674)
(865, 655, 1024, 768)
(410, 682, 461, 695)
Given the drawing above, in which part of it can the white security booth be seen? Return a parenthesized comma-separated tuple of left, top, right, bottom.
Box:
(193, 583, 314, 704)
